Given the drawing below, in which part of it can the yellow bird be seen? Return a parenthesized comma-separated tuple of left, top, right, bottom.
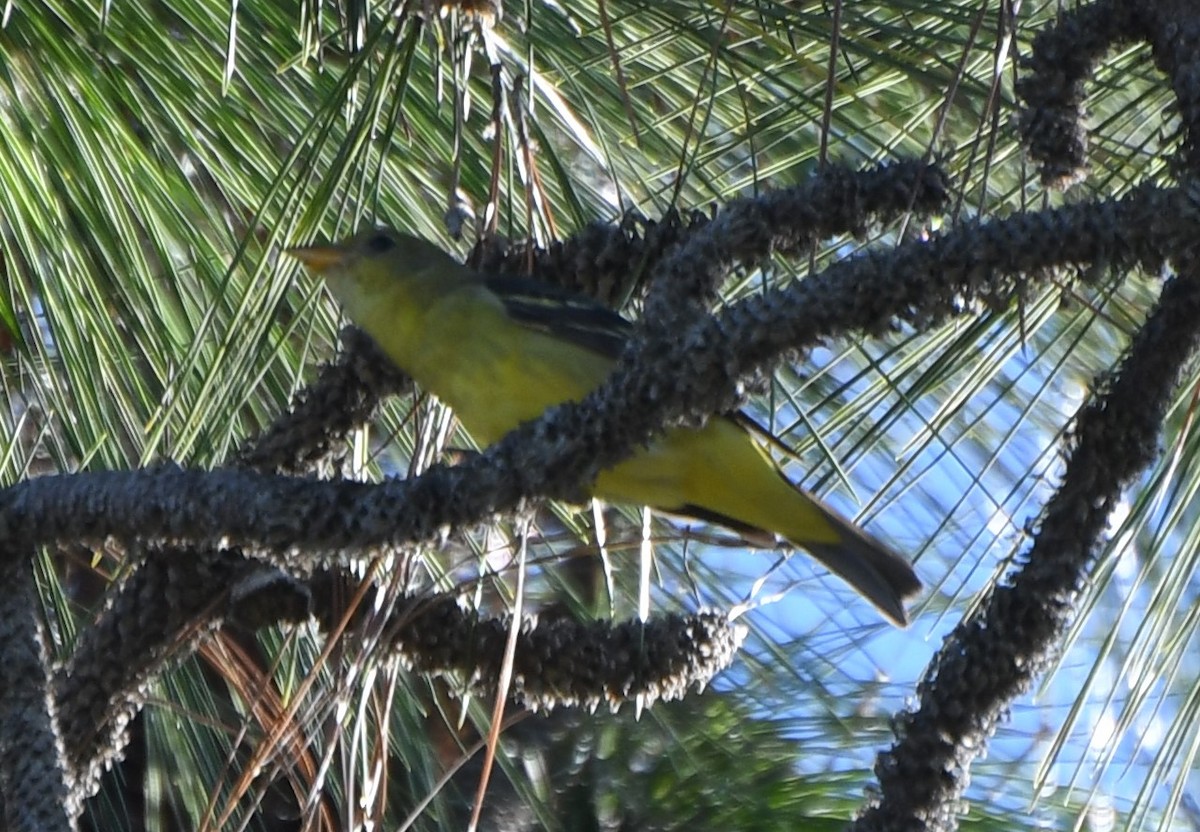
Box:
(288, 228, 921, 625)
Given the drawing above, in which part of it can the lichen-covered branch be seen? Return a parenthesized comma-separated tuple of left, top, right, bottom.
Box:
(854, 271, 1200, 831)
(472, 159, 950, 307)
(35, 159, 951, 814)
(238, 327, 410, 475)
(1016, 0, 1148, 187)
(0, 555, 76, 832)
(55, 549, 269, 801)
(0, 185, 1187, 569)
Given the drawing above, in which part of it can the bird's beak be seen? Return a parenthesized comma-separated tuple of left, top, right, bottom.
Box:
(285, 243, 349, 275)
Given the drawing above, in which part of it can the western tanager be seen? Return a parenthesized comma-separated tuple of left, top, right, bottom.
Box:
(288, 228, 921, 625)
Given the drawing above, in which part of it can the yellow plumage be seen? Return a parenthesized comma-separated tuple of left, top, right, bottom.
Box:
(288, 228, 921, 625)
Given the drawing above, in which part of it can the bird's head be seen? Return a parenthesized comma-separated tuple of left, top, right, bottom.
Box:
(287, 227, 465, 319)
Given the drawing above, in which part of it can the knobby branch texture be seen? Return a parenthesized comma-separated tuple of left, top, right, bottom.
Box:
(472, 158, 946, 307)
(0, 555, 75, 830)
(5, 0, 1200, 824)
(858, 273, 1200, 831)
(1, 182, 1189, 563)
(0, 161, 954, 565)
(853, 1, 1200, 830)
(41, 327, 413, 805)
(2, 162, 1198, 831)
(0, 158, 951, 828)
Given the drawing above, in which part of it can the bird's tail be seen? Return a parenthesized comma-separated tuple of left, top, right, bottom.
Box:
(683, 482, 921, 625)
(792, 500, 921, 627)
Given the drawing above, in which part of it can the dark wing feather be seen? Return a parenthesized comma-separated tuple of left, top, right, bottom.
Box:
(730, 410, 816, 463)
(490, 276, 919, 622)
(486, 275, 631, 360)
(491, 274, 774, 539)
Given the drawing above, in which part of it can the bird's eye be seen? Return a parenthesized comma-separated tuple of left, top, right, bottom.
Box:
(363, 232, 395, 255)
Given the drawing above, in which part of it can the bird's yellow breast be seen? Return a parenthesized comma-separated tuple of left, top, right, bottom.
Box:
(382, 282, 615, 446)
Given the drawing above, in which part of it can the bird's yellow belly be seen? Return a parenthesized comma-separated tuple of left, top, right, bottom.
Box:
(396, 290, 791, 530)
(400, 298, 686, 501)
(405, 300, 612, 446)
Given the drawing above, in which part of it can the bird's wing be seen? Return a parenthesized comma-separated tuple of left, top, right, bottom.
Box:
(730, 410, 797, 456)
(489, 275, 785, 546)
(485, 275, 631, 361)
